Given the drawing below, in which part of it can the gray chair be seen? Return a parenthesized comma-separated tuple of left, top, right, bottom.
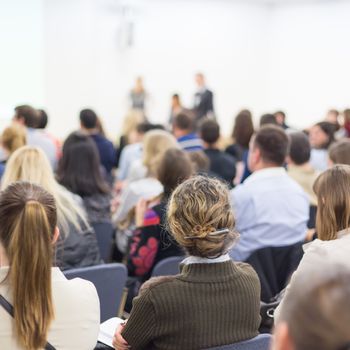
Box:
(151, 256, 185, 277)
(206, 334, 272, 350)
(64, 263, 127, 322)
(92, 222, 114, 263)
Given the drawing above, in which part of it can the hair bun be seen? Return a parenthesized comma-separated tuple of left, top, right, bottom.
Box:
(191, 225, 214, 239)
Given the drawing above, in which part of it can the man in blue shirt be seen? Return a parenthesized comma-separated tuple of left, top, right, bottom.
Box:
(80, 109, 116, 179)
(172, 112, 203, 152)
(230, 125, 309, 261)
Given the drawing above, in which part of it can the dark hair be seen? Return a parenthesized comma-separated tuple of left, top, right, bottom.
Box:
(289, 132, 311, 165)
(14, 105, 39, 128)
(80, 109, 98, 129)
(274, 110, 286, 120)
(173, 113, 195, 131)
(253, 125, 289, 166)
(57, 132, 109, 196)
(315, 121, 336, 148)
(232, 110, 254, 148)
(157, 148, 194, 198)
(260, 114, 278, 127)
(136, 122, 164, 134)
(37, 109, 48, 129)
(200, 119, 220, 144)
(329, 139, 350, 165)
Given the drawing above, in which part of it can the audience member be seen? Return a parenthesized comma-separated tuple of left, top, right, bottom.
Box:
(275, 165, 350, 322)
(200, 119, 236, 185)
(287, 132, 318, 206)
(188, 150, 211, 174)
(329, 138, 350, 165)
(274, 110, 289, 130)
(193, 73, 214, 121)
(113, 176, 261, 350)
(57, 132, 111, 223)
(80, 108, 116, 179)
(172, 112, 203, 152)
(127, 148, 193, 282)
(325, 108, 340, 130)
(113, 130, 178, 223)
(0, 182, 100, 350)
(37, 109, 62, 159)
(1, 146, 101, 270)
(13, 105, 57, 168)
(230, 125, 309, 261)
(0, 124, 26, 178)
(273, 265, 350, 350)
(341, 108, 350, 137)
(309, 121, 335, 171)
(226, 109, 254, 184)
(260, 113, 278, 126)
(130, 76, 147, 111)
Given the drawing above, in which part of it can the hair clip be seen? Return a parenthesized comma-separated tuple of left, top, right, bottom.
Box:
(184, 228, 230, 240)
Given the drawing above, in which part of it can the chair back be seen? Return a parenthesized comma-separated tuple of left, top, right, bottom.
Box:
(206, 334, 272, 350)
(64, 263, 127, 322)
(92, 222, 114, 263)
(151, 256, 185, 277)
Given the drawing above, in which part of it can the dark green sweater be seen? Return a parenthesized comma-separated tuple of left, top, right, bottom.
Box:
(122, 260, 261, 349)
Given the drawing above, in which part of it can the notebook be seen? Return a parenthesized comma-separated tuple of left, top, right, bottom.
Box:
(98, 317, 124, 347)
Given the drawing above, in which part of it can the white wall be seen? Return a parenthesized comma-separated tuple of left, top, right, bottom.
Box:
(0, 0, 44, 129)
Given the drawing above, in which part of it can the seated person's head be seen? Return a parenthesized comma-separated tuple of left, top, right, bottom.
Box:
(313, 164, 350, 241)
(329, 139, 350, 166)
(157, 148, 194, 198)
(273, 265, 350, 350)
(199, 119, 220, 148)
(188, 151, 210, 174)
(248, 125, 288, 172)
(1, 124, 26, 157)
(79, 109, 98, 131)
(142, 129, 179, 176)
(287, 132, 311, 166)
(325, 109, 340, 125)
(172, 113, 195, 138)
(259, 113, 278, 127)
(37, 109, 48, 129)
(274, 111, 286, 127)
(167, 176, 237, 258)
(0, 181, 58, 349)
(13, 105, 39, 128)
(309, 121, 335, 149)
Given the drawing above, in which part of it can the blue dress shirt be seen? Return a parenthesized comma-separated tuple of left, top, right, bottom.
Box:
(229, 167, 309, 261)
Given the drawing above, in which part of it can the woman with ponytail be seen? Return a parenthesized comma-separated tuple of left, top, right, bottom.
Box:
(0, 181, 100, 350)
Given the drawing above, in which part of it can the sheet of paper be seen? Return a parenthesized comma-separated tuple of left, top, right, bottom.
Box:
(98, 317, 124, 347)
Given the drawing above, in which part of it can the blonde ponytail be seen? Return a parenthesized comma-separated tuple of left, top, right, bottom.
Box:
(0, 182, 57, 350)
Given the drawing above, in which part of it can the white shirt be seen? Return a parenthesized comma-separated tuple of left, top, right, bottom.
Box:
(0, 267, 100, 350)
(230, 167, 309, 261)
(275, 231, 350, 323)
(182, 254, 231, 265)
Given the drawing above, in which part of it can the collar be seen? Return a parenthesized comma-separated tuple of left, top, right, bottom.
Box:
(244, 167, 286, 185)
(182, 253, 231, 265)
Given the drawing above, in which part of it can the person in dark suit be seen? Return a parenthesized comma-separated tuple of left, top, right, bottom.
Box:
(193, 73, 214, 122)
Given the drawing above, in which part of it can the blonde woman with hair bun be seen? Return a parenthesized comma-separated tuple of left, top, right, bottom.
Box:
(0, 124, 26, 178)
(113, 176, 261, 350)
(1, 146, 101, 270)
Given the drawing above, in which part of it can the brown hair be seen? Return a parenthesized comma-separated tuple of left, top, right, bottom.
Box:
(329, 139, 350, 166)
(253, 125, 289, 166)
(14, 105, 39, 128)
(313, 165, 350, 240)
(167, 176, 237, 258)
(157, 148, 194, 198)
(232, 110, 254, 148)
(343, 109, 350, 123)
(173, 112, 195, 131)
(1, 124, 26, 155)
(278, 266, 350, 350)
(0, 181, 57, 349)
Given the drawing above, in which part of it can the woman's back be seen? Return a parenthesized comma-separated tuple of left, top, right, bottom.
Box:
(0, 267, 100, 350)
(123, 260, 260, 350)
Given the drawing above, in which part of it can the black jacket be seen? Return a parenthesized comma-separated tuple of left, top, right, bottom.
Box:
(194, 89, 214, 120)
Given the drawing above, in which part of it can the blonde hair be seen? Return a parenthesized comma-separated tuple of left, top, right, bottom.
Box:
(1, 124, 26, 154)
(1, 146, 87, 234)
(142, 130, 179, 176)
(121, 109, 145, 137)
(167, 176, 237, 258)
(0, 182, 56, 349)
(313, 164, 350, 240)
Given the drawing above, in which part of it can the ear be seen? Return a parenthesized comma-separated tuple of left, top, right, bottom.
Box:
(52, 226, 60, 245)
(273, 323, 295, 350)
